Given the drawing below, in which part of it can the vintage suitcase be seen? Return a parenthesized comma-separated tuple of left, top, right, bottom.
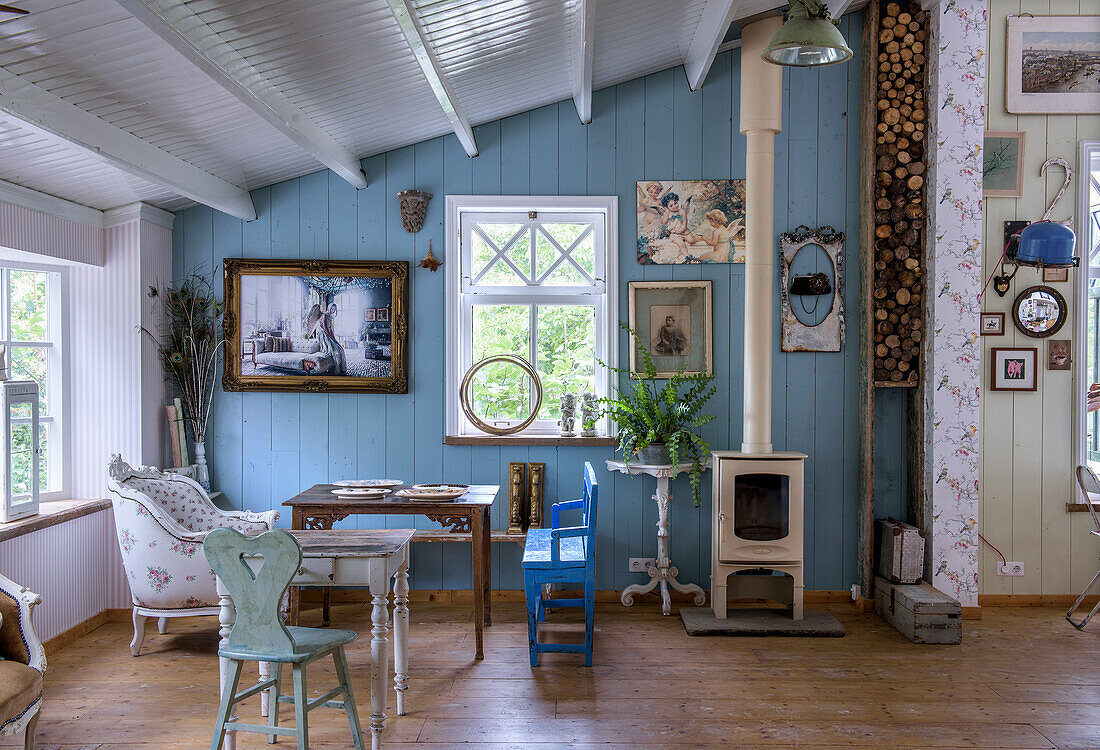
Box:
(876, 517, 925, 584)
(874, 576, 961, 644)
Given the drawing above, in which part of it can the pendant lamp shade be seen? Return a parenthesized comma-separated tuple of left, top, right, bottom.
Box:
(762, 0, 852, 67)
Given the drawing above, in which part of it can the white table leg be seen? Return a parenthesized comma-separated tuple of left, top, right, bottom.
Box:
(369, 561, 391, 750)
(215, 576, 237, 750)
(392, 547, 410, 716)
(620, 476, 707, 616)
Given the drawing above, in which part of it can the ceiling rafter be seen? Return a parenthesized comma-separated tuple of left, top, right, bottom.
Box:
(572, 0, 594, 124)
(0, 65, 256, 220)
(385, 0, 478, 157)
(114, 0, 367, 190)
(684, 0, 742, 91)
(830, 0, 859, 17)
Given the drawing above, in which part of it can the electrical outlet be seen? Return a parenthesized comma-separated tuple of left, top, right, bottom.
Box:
(628, 557, 655, 573)
(998, 562, 1025, 576)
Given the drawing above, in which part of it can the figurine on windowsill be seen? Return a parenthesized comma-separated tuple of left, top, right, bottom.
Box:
(579, 391, 598, 437)
(559, 392, 577, 437)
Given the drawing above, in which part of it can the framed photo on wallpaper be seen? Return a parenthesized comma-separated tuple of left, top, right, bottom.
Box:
(222, 258, 409, 393)
(1005, 15, 1100, 114)
(990, 347, 1038, 392)
(627, 280, 713, 378)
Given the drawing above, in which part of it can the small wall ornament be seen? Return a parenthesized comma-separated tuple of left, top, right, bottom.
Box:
(418, 240, 442, 272)
(396, 189, 432, 233)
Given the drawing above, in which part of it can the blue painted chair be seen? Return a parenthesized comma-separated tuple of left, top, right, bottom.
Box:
(522, 462, 597, 667)
(203, 528, 364, 750)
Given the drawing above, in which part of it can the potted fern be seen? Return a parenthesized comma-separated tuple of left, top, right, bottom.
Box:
(598, 324, 716, 506)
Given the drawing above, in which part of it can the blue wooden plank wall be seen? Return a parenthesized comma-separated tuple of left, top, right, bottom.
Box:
(173, 18, 889, 593)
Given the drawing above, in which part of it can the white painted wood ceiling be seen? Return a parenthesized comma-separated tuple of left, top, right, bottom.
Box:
(0, 0, 863, 215)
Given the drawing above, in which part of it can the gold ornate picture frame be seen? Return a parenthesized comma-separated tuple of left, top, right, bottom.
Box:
(223, 258, 409, 393)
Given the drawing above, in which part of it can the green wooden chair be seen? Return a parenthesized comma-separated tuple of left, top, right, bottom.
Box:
(203, 528, 365, 750)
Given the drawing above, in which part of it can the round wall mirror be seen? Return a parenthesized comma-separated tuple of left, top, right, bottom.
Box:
(1012, 285, 1067, 338)
(459, 355, 543, 435)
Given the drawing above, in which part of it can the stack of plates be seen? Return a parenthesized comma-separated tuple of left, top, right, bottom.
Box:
(331, 479, 404, 498)
(334, 479, 403, 488)
(396, 484, 469, 501)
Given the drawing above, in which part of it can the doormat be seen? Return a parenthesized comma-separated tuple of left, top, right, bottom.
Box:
(680, 607, 845, 637)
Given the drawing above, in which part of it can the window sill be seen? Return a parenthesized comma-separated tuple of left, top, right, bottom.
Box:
(445, 435, 618, 447)
(0, 498, 111, 543)
(1067, 502, 1100, 513)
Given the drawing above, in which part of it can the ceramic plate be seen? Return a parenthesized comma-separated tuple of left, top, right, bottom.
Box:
(395, 487, 467, 501)
(412, 483, 469, 491)
(333, 479, 404, 489)
(331, 488, 390, 498)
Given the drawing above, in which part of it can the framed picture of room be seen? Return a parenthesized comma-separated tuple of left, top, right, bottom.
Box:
(1005, 15, 1100, 114)
(222, 259, 409, 393)
(989, 347, 1038, 392)
(627, 280, 713, 378)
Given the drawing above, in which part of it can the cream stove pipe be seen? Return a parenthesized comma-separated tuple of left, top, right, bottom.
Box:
(739, 15, 784, 455)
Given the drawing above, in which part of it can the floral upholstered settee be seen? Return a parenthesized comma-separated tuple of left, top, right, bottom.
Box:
(107, 455, 279, 655)
(0, 573, 45, 749)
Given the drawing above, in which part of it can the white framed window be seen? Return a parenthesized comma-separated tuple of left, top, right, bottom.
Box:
(0, 263, 67, 498)
(445, 196, 618, 438)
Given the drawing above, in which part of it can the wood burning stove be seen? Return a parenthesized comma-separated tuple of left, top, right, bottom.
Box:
(711, 451, 806, 619)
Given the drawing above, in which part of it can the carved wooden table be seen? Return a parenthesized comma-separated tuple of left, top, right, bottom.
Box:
(216, 528, 413, 750)
(284, 483, 499, 659)
(607, 460, 709, 616)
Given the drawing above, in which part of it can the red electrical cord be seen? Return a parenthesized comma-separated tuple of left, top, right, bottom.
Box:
(978, 532, 1006, 566)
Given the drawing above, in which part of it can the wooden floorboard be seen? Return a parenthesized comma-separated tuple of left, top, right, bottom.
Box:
(5, 602, 1099, 748)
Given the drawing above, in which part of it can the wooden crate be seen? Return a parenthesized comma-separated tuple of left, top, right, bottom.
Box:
(874, 576, 961, 644)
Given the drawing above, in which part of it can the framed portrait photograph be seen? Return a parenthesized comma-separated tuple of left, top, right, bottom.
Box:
(627, 280, 713, 377)
(983, 131, 1025, 197)
(990, 347, 1038, 392)
(223, 258, 409, 393)
(1006, 15, 1100, 114)
(1043, 267, 1069, 282)
(1048, 339, 1071, 370)
(980, 312, 1005, 336)
(636, 180, 746, 265)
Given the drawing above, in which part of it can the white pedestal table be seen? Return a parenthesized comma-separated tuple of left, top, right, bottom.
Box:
(607, 460, 709, 615)
(216, 528, 413, 750)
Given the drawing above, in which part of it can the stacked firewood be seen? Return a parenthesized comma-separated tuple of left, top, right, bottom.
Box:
(872, 2, 926, 385)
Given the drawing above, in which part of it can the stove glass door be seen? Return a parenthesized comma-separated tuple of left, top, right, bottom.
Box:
(734, 473, 789, 541)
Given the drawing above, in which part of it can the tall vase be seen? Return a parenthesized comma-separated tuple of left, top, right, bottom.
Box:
(193, 441, 210, 491)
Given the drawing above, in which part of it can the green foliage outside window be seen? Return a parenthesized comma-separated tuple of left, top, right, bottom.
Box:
(7, 270, 51, 494)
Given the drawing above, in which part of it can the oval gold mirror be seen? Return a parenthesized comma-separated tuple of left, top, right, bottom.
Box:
(1012, 285, 1066, 338)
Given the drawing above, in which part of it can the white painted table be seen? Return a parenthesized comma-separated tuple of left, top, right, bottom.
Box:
(216, 529, 413, 750)
(607, 460, 709, 616)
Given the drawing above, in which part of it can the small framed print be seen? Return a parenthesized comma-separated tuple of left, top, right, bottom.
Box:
(1043, 267, 1069, 283)
(1048, 339, 1071, 370)
(983, 131, 1025, 197)
(981, 312, 1005, 336)
(990, 347, 1038, 392)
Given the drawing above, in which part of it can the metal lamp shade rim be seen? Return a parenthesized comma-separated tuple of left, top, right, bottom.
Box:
(762, 16, 852, 67)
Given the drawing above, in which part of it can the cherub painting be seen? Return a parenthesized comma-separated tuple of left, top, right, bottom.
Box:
(636, 179, 746, 264)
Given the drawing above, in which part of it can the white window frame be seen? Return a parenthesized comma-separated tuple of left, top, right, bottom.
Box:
(445, 195, 618, 438)
(0, 261, 70, 500)
(1074, 140, 1100, 479)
